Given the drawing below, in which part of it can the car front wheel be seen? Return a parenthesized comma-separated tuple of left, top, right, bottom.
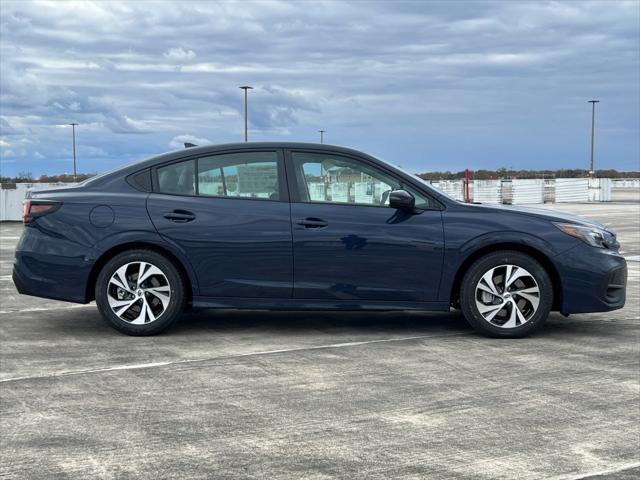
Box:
(460, 251, 553, 338)
(95, 249, 186, 335)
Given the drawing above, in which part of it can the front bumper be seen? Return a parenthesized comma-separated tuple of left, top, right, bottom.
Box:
(554, 242, 627, 314)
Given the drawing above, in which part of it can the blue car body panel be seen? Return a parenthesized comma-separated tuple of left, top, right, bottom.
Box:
(290, 202, 444, 301)
(146, 194, 293, 298)
(12, 142, 626, 316)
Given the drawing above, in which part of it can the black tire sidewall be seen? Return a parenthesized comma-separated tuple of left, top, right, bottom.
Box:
(460, 251, 553, 338)
(95, 249, 185, 335)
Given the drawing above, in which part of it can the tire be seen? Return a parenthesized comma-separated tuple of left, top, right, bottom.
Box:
(460, 250, 553, 338)
(95, 249, 186, 335)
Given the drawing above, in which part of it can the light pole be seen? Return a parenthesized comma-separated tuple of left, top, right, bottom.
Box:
(239, 86, 253, 142)
(319, 129, 325, 144)
(68, 123, 78, 181)
(588, 100, 599, 176)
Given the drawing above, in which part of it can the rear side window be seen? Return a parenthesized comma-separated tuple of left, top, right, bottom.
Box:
(156, 152, 280, 200)
(198, 152, 279, 200)
(158, 160, 195, 195)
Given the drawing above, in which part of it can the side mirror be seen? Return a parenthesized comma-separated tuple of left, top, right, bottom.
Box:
(389, 189, 415, 210)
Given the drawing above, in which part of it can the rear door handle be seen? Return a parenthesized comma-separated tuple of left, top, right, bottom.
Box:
(163, 210, 196, 223)
(295, 217, 328, 229)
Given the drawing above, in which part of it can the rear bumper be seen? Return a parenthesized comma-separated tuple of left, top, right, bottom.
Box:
(555, 243, 627, 314)
(13, 227, 94, 304)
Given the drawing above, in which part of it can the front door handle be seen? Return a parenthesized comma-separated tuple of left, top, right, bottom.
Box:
(295, 217, 328, 229)
(163, 210, 196, 223)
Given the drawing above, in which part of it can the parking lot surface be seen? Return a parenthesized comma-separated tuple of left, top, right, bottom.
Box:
(1, 203, 638, 479)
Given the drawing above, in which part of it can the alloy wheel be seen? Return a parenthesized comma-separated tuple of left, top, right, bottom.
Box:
(106, 261, 171, 324)
(474, 264, 540, 329)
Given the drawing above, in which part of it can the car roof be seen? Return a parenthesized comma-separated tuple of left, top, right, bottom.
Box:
(140, 142, 377, 168)
(85, 142, 382, 185)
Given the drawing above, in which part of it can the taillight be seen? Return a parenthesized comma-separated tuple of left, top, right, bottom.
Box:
(22, 200, 61, 224)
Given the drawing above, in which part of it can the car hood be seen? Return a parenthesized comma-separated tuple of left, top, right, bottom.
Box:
(466, 203, 608, 231)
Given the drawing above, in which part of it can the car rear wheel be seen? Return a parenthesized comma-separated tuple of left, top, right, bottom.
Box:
(95, 249, 185, 335)
(460, 251, 553, 338)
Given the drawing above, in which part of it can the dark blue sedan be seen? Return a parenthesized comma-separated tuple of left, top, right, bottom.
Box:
(13, 143, 626, 337)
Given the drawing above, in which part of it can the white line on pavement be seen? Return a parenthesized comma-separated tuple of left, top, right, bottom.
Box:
(0, 304, 94, 314)
(0, 331, 471, 383)
(548, 461, 640, 480)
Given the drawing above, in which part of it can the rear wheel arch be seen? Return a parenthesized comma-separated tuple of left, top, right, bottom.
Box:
(86, 242, 194, 305)
(450, 242, 562, 311)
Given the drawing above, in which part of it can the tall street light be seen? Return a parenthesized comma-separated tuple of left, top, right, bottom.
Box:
(68, 123, 78, 181)
(319, 129, 325, 144)
(239, 86, 253, 142)
(588, 100, 599, 176)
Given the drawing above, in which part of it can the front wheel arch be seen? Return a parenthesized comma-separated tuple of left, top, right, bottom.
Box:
(85, 242, 193, 306)
(450, 242, 562, 311)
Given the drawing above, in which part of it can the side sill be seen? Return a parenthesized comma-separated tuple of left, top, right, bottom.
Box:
(192, 297, 451, 312)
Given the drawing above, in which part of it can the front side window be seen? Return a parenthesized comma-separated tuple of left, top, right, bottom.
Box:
(198, 152, 279, 200)
(291, 152, 435, 208)
(291, 152, 399, 206)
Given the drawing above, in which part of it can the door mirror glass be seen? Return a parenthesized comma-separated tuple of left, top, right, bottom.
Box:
(389, 189, 415, 210)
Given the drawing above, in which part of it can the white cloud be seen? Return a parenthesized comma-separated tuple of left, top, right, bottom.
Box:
(0, 0, 637, 175)
(163, 47, 196, 61)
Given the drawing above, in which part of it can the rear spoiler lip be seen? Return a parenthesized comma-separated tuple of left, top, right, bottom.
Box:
(26, 184, 82, 198)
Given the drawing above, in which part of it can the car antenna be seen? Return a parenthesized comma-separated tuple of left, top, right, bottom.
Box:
(184, 142, 197, 148)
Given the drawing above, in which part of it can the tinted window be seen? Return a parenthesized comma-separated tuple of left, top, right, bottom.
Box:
(127, 169, 152, 192)
(291, 152, 435, 209)
(198, 152, 279, 200)
(291, 152, 399, 206)
(158, 160, 195, 195)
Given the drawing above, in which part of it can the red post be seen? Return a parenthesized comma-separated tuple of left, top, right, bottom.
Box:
(463, 169, 473, 203)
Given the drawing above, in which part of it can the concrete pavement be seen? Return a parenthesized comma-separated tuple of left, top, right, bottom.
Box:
(1, 203, 638, 479)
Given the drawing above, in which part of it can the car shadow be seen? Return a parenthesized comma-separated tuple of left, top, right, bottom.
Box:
(171, 309, 472, 336)
(28, 307, 634, 341)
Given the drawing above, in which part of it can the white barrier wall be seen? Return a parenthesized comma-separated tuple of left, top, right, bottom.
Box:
(431, 178, 616, 204)
(555, 178, 589, 203)
(511, 179, 544, 204)
(0, 183, 76, 221)
(430, 181, 464, 201)
(473, 180, 501, 204)
(589, 178, 612, 202)
(612, 179, 640, 189)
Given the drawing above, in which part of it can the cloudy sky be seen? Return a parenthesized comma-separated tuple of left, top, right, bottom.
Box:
(1, 0, 638, 177)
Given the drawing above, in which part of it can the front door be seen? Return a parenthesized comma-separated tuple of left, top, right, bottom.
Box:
(146, 149, 293, 298)
(286, 150, 444, 302)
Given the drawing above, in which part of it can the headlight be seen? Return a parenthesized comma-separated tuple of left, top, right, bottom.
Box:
(553, 222, 619, 249)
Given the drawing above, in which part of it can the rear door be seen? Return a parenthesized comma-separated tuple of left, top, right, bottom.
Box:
(286, 149, 444, 302)
(146, 149, 293, 298)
